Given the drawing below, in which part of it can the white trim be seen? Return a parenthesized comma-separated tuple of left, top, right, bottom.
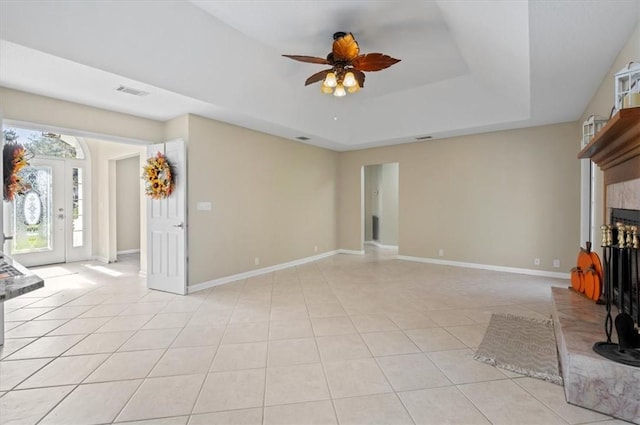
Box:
(364, 241, 398, 249)
(188, 250, 339, 293)
(138, 270, 147, 278)
(92, 256, 110, 264)
(337, 249, 365, 255)
(397, 255, 570, 280)
(117, 249, 141, 255)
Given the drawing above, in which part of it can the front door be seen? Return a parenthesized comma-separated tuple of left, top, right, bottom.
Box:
(4, 158, 66, 266)
(146, 139, 187, 295)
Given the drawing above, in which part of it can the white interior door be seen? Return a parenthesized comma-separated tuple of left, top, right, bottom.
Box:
(3, 158, 66, 266)
(146, 139, 187, 295)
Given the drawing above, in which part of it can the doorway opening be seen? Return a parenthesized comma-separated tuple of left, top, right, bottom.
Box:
(363, 163, 399, 250)
(115, 155, 141, 261)
(2, 123, 146, 274)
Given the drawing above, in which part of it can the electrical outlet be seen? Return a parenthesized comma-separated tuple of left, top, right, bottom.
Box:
(314, 245, 318, 253)
(553, 259, 560, 268)
(438, 249, 444, 257)
(534, 258, 541, 266)
(254, 257, 260, 265)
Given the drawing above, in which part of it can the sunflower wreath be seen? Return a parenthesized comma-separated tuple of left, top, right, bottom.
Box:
(3, 142, 31, 201)
(142, 151, 175, 199)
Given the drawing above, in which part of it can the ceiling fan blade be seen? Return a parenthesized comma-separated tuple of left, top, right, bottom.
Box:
(352, 53, 401, 72)
(352, 69, 366, 88)
(305, 69, 332, 86)
(332, 33, 360, 62)
(282, 55, 331, 65)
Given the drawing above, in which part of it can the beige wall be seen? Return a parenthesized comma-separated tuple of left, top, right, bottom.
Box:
(581, 24, 640, 123)
(185, 114, 339, 285)
(0, 88, 165, 143)
(339, 122, 581, 272)
(116, 156, 141, 252)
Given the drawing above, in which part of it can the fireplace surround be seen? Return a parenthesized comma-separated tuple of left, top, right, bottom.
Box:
(573, 106, 640, 421)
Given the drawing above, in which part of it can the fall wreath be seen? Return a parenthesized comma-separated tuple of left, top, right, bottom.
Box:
(3, 142, 31, 201)
(142, 151, 175, 199)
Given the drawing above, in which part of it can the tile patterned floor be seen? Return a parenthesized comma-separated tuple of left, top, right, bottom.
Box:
(0, 249, 627, 425)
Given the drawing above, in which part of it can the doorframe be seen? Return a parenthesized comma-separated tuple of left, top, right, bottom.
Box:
(3, 119, 151, 271)
(361, 162, 400, 250)
(2, 124, 93, 265)
(109, 153, 143, 264)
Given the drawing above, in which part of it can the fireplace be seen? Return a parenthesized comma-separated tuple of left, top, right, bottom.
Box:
(569, 106, 640, 422)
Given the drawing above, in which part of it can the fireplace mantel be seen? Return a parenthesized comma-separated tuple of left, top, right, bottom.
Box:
(578, 106, 640, 185)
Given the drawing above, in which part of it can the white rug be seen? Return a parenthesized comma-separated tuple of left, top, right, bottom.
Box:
(474, 313, 563, 385)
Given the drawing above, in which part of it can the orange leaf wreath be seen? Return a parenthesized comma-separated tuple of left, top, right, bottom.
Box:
(3, 142, 31, 201)
(142, 151, 175, 199)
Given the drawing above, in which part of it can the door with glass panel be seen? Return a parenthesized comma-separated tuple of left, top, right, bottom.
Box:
(4, 158, 66, 266)
(3, 127, 91, 267)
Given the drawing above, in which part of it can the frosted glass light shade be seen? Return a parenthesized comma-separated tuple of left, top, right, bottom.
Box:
(324, 72, 338, 88)
(334, 85, 346, 97)
(343, 72, 357, 88)
(321, 84, 333, 94)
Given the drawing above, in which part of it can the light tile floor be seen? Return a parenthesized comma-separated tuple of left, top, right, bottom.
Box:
(0, 249, 627, 425)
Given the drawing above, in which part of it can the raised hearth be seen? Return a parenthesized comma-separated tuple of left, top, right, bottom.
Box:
(552, 287, 639, 423)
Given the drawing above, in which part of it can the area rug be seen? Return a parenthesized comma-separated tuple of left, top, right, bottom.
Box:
(474, 313, 563, 385)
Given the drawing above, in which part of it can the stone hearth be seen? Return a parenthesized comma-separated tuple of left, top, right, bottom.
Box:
(552, 287, 640, 423)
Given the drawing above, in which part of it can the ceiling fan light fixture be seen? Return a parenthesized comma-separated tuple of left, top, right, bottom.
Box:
(324, 72, 338, 88)
(283, 32, 400, 98)
(343, 72, 356, 88)
(347, 83, 360, 93)
(321, 84, 334, 94)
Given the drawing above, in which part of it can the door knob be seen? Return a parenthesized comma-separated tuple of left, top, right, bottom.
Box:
(173, 223, 184, 229)
(58, 214, 65, 219)
(3, 234, 13, 240)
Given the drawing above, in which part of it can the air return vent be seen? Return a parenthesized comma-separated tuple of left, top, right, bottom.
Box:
(295, 136, 310, 141)
(415, 135, 432, 140)
(116, 85, 149, 97)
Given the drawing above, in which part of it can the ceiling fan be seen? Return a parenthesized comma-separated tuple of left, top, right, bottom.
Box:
(283, 32, 401, 96)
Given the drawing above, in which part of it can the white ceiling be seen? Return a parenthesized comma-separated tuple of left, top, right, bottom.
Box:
(0, 1, 638, 151)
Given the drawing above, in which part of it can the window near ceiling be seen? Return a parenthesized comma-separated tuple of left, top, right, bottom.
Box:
(2, 128, 85, 159)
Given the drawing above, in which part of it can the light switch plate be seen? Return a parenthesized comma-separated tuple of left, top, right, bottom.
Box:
(197, 201, 212, 211)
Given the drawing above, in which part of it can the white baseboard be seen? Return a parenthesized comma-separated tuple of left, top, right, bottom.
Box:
(93, 256, 110, 264)
(337, 249, 365, 255)
(187, 250, 568, 294)
(117, 249, 140, 255)
(364, 241, 398, 249)
(397, 255, 570, 280)
(188, 250, 339, 293)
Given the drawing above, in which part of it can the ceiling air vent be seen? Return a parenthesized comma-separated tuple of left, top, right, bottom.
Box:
(116, 85, 149, 97)
(415, 135, 432, 140)
(296, 136, 310, 141)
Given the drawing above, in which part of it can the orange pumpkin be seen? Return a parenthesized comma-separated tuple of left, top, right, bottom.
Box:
(571, 267, 584, 293)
